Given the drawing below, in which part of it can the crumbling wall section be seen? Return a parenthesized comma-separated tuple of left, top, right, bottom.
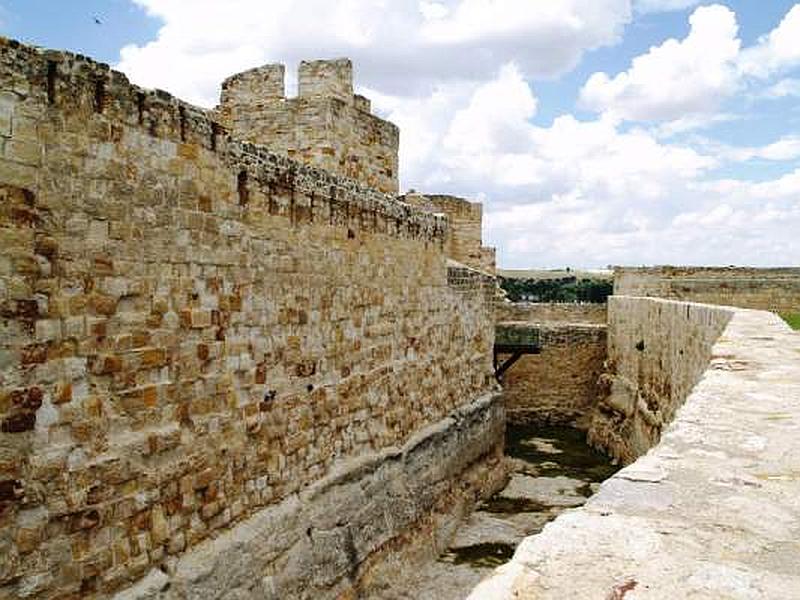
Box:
(0, 38, 496, 599)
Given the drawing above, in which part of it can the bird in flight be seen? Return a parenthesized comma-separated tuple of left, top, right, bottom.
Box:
(93, 16, 103, 25)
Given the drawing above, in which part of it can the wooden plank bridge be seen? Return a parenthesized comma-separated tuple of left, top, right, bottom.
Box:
(493, 323, 541, 380)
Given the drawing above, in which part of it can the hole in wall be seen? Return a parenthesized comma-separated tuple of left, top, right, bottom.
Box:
(136, 92, 146, 125)
(93, 77, 106, 113)
(237, 171, 249, 207)
(46, 61, 57, 104)
(210, 123, 221, 152)
(178, 105, 187, 142)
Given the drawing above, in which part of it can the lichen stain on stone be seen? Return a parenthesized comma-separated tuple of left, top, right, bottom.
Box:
(606, 578, 638, 600)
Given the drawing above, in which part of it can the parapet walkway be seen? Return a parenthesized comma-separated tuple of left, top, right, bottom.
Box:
(472, 308, 800, 599)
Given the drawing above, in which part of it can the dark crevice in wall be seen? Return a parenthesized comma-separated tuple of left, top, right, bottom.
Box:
(178, 105, 187, 142)
(210, 122, 221, 152)
(237, 171, 249, 206)
(93, 77, 106, 113)
(46, 61, 57, 104)
(136, 92, 146, 125)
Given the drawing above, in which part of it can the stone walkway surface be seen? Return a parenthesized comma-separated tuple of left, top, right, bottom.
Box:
(469, 309, 800, 599)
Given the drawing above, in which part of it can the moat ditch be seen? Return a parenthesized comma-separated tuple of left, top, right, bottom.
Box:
(379, 423, 620, 599)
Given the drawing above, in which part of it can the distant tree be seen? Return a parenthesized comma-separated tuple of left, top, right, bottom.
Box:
(499, 276, 612, 304)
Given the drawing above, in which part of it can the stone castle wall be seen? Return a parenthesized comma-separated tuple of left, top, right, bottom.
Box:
(494, 302, 607, 428)
(499, 324, 607, 429)
(218, 58, 399, 194)
(614, 266, 800, 313)
(495, 302, 606, 324)
(404, 193, 496, 273)
(0, 38, 498, 599)
(588, 297, 732, 463)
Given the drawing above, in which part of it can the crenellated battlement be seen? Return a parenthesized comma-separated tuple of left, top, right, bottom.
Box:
(0, 37, 433, 238)
(298, 58, 353, 103)
(217, 56, 399, 193)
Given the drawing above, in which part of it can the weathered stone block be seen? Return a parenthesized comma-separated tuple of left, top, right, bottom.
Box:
(1, 412, 35, 433)
(4, 139, 40, 165)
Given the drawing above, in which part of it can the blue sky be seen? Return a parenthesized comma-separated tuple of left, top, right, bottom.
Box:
(1, 1, 799, 268)
(0, 0, 158, 65)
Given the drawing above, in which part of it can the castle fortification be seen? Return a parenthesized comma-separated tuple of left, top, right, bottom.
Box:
(4, 34, 800, 600)
(217, 58, 399, 194)
(0, 38, 500, 599)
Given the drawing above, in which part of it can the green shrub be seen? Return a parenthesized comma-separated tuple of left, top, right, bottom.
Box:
(780, 312, 800, 330)
(499, 276, 612, 304)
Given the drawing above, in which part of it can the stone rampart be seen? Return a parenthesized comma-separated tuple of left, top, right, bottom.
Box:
(0, 38, 498, 599)
(471, 299, 800, 598)
(588, 297, 732, 462)
(614, 266, 800, 313)
(495, 302, 606, 324)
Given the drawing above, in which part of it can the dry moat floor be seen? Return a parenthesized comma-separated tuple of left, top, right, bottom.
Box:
(377, 424, 620, 600)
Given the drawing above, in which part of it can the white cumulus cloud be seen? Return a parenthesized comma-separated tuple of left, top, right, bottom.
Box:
(119, 0, 632, 106)
(739, 4, 800, 79)
(579, 4, 741, 122)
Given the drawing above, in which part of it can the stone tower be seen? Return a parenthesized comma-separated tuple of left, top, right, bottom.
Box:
(217, 58, 399, 194)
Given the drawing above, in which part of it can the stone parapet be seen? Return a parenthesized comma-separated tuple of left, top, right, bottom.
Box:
(471, 299, 800, 599)
(613, 266, 800, 313)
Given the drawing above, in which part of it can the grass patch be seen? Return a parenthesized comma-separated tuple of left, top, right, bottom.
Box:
(779, 312, 800, 330)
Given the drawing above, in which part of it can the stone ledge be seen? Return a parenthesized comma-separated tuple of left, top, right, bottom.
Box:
(470, 302, 800, 599)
